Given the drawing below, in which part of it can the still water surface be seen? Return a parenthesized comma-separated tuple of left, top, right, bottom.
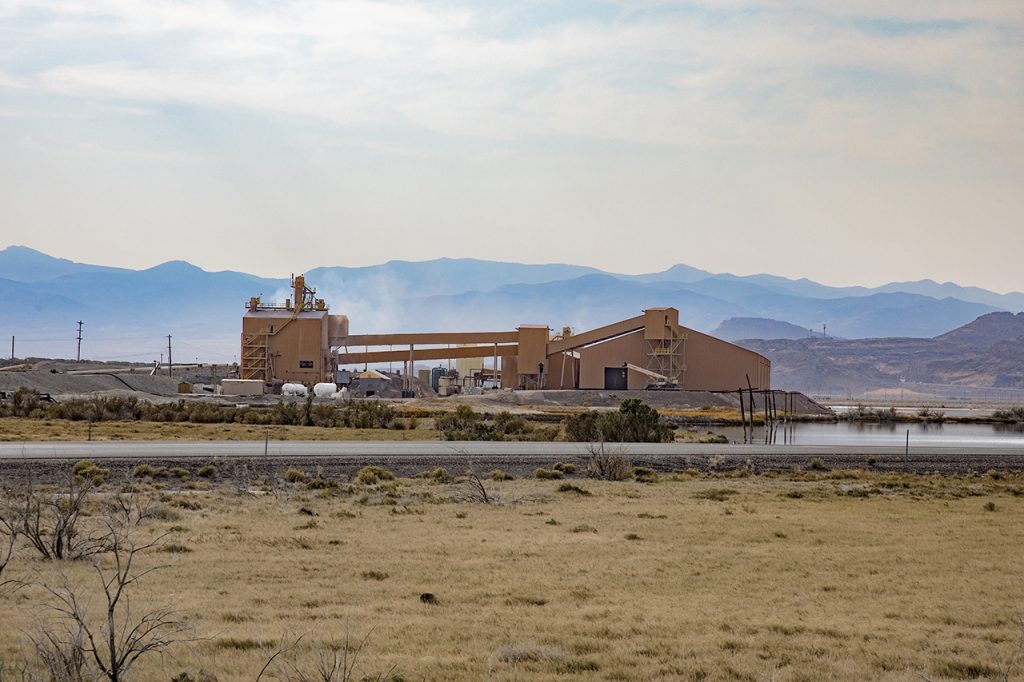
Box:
(713, 421, 1024, 449)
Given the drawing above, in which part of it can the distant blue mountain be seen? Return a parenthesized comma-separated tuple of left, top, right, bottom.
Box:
(307, 258, 605, 300)
(0, 245, 129, 282)
(0, 245, 1016, 361)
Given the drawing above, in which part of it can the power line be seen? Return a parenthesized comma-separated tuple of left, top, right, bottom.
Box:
(76, 321, 84, 362)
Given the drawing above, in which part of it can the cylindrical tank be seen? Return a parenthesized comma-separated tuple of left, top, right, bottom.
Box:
(281, 383, 308, 397)
(313, 382, 337, 398)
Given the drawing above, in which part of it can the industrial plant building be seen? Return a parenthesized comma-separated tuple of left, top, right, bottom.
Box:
(241, 275, 770, 393)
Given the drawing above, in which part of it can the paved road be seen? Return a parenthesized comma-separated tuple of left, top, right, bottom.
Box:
(0, 440, 1021, 459)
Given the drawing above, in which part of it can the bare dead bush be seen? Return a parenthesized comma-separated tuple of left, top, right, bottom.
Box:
(34, 518, 191, 681)
(584, 443, 631, 481)
(25, 626, 88, 682)
(17, 476, 105, 561)
(257, 626, 395, 682)
(0, 488, 21, 594)
(458, 468, 493, 505)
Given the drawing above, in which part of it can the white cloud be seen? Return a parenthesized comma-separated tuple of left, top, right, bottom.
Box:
(3, 0, 1016, 162)
(0, 0, 1022, 289)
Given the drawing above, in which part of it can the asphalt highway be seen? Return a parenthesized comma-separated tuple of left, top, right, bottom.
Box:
(0, 440, 1021, 459)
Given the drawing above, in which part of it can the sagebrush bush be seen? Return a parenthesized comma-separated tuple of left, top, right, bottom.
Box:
(993, 406, 1024, 422)
(343, 400, 395, 429)
(71, 459, 109, 483)
(0, 388, 397, 429)
(564, 399, 673, 443)
(556, 483, 592, 496)
(534, 468, 563, 480)
(355, 466, 395, 485)
(283, 468, 308, 483)
(631, 467, 658, 483)
(418, 467, 451, 483)
(435, 406, 549, 441)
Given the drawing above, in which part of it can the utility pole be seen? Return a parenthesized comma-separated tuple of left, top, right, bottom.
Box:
(822, 323, 826, 339)
(10, 336, 13, 361)
(76, 321, 83, 361)
(167, 335, 173, 378)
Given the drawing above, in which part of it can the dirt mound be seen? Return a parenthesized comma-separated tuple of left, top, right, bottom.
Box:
(0, 369, 179, 397)
(409, 389, 828, 416)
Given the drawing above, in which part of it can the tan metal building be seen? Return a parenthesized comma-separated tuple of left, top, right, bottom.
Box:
(240, 275, 348, 385)
(242, 276, 769, 391)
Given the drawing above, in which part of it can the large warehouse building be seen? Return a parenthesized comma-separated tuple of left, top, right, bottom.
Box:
(241, 275, 770, 392)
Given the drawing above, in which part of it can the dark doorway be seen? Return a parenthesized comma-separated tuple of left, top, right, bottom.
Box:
(604, 366, 628, 390)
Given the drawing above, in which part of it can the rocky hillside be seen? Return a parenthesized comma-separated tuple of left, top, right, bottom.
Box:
(738, 312, 1024, 395)
(712, 317, 819, 342)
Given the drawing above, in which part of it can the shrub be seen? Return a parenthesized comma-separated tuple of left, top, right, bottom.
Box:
(694, 488, 738, 502)
(197, 465, 216, 478)
(552, 462, 577, 474)
(570, 524, 597, 534)
(342, 400, 395, 429)
(168, 496, 202, 511)
(984, 501, 997, 512)
(490, 469, 513, 481)
(564, 411, 601, 442)
(310, 403, 341, 427)
(283, 468, 308, 483)
(565, 399, 673, 443)
(170, 467, 191, 479)
(809, 458, 824, 470)
(160, 542, 193, 554)
(418, 467, 451, 483)
(435, 406, 543, 441)
(492, 411, 530, 438)
(306, 478, 338, 490)
(72, 459, 96, 476)
(624, 533, 641, 541)
(557, 483, 592, 496)
(631, 467, 658, 483)
(585, 445, 631, 481)
(534, 468, 563, 480)
(132, 463, 157, 478)
(215, 638, 270, 651)
(360, 570, 389, 581)
(993, 406, 1024, 422)
(435, 406, 494, 440)
(72, 459, 109, 483)
(355, 466, 395, 485)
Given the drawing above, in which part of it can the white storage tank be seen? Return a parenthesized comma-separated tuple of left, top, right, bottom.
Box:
(313, 382, 337, 398)
(281, 382, 308, 397)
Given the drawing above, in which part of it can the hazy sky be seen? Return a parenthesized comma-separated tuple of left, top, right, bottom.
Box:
(1, 1, 1022, 291)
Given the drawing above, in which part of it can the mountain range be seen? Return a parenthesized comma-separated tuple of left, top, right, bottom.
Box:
(0, 245, 1021, 370)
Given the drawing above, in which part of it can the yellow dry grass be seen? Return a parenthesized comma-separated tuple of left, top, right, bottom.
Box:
(0, 416, 724, 444)
(2, 472, 1023, 681)
(660, 407, 744, 421)
(0, 417, 438, 441)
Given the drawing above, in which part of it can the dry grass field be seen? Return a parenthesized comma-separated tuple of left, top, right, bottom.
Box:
(0, 418, 439, 442)
(2, 469, 1023, 681)
(0, 417, 728, 444)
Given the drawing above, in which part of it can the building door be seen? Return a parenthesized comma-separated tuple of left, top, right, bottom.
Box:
(604, 366, 628, 390)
